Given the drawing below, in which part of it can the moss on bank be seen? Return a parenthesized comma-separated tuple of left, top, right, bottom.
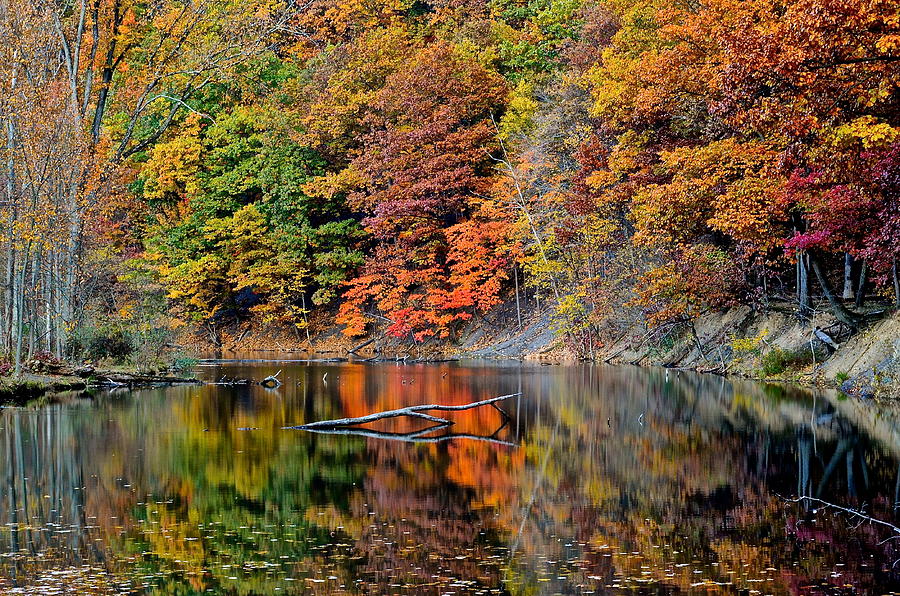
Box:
(0, 377, 88, 406)
(0, 368, 200, 406)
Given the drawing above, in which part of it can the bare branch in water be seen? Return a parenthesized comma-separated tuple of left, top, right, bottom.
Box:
(283, 393, 521, 430)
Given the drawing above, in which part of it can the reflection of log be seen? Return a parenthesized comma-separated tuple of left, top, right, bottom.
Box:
(298, 419, 517, 446)
(284, 393, 520, 430)
(783, 495, 900, 539)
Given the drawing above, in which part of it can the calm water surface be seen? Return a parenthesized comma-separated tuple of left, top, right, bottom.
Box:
(1, 360, 899, 594)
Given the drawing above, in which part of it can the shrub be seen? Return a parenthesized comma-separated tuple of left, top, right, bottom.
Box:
(86, 331, 134, 361)
(171, 356, 199, 373)
(761, 347, 815, 376)
(730, 328, 769, 356)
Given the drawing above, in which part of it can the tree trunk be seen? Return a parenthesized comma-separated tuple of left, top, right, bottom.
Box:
(52, 250, 64, 360)
(809, 253, 861, 329)
(27, 250, 38, 359)
(855, 260, 867, 308)
(44, 258, 52, 354)
(2, 231, 13, 353)
(842, 253, 854, 300)
(514, 265, 522, 331)
(893, 258, 900, 309)
(3, 117, 15, 354)
(12, 242, 30, 377)
(798, 253, 812, 317)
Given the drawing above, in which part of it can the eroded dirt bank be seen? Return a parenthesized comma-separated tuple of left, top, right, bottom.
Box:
(182, 299, 900, 400)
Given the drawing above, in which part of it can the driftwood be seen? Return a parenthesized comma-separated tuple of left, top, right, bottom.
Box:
(209, 370, 284, 387)
(210, 376, 252, 386)
(348, 337, 377, 355)
(813, 326, 840, 352)
(284, 392, 520, 431)
(261, 370, 283, 388)
(407, 358, 459, 364)
(91, 372, 202, 388)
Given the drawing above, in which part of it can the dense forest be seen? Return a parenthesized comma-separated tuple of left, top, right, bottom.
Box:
(0, 0, 898, 371)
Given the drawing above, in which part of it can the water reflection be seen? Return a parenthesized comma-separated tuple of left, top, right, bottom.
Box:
(1, 362, 899, 594)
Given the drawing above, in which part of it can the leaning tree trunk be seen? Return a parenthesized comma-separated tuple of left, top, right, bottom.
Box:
(809, 253, 862, 329)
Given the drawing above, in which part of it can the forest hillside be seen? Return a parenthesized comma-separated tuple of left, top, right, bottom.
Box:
(0, 0, 898, 383)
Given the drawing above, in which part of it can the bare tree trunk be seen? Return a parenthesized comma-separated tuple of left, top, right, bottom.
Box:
(855, 260, 867, 308)
(514, 264, 522, 331)
(10, 250, 19, 364)
(2, 225, 13, 354)
(893, 258, 900, 309)
(12, 242, 30, 376)
(798, 252, 812, 317)
(59, 198, 82, 356)
(44, 257, 52, 353)
(3, 116, 15, 355)
(52, 250, 64, 360)
(27, 249, 38, 359)
(842, 253, 854, 300)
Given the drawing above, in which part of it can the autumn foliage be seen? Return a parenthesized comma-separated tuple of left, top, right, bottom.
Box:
(2, 0, 899, 360)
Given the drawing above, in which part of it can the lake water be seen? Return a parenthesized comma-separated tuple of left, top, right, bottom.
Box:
(1, 360, 899, 594)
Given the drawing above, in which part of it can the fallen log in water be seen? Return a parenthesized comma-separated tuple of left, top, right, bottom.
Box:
(261, 370, 282, 388)
(209, 376, 253, 386)
(208, 371, 283, 387)
(283, 392, 520, 430)
(347, 336, 377, 355)
(91, 372, 202, 388)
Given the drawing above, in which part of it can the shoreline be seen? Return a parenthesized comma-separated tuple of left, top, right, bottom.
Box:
(0, 369, 201, 406)
(5, 300, 898, 405)
(180, 299, 900, 400)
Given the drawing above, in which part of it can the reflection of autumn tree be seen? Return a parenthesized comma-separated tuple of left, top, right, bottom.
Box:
(312, 364, 525, 589)
(2, 363, 900, 593)
(0, 383, 372, 594)
(110, 386, 368, 593)
(487, 366, 899, 593)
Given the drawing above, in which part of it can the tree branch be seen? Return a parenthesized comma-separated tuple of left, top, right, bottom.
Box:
(283, 393, 521, 430)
